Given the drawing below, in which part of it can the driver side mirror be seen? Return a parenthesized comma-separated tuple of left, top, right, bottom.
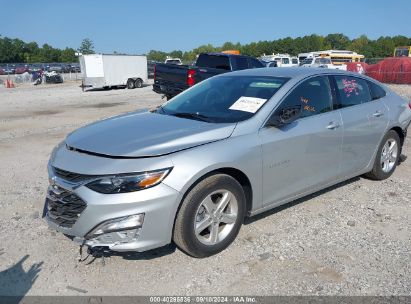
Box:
(267, 105, 302, 127)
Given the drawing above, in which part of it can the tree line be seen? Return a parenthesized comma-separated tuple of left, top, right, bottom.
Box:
(1, 34, 410, 64)
(147, 34, 411, 63)
(0, 37, 95, 63)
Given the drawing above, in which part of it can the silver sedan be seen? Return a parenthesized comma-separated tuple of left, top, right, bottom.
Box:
(44, 68, 411, 258)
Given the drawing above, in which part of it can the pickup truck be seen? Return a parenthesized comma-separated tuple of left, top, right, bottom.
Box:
(153, 52, 264, 99)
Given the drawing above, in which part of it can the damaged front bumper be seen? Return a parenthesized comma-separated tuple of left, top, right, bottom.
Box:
(43, 166, 182, 252)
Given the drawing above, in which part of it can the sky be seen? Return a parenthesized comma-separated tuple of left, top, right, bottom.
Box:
(0, 0, 410, 54)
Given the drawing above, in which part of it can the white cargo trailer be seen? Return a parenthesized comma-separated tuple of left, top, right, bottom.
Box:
(79, 54, 148, 90)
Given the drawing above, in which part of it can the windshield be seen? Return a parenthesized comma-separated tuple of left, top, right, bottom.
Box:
(302, 58, 313, 65)
(395, 48, 409, 57)
(160, 76, 289, 123)
(315, 58, 331, 64)
(282, 58, 290, 64)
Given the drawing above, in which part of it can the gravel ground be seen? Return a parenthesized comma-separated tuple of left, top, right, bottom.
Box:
(0, 81, 410, 296)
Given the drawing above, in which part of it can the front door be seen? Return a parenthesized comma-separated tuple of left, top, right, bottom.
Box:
(260, 76, 343, 207)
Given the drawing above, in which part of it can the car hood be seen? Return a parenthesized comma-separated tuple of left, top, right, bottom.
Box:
(65, 111, 236, 158)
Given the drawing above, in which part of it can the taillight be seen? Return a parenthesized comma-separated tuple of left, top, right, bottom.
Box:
(154, 64, 156, 81)
(187, 69, 196, 86)
(408, 102, 411, 109)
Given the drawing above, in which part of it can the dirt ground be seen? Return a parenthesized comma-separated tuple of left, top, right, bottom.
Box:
(0, 80, 410, 296)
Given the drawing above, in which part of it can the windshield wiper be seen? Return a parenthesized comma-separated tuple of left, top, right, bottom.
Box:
(170, 112, 212, 122)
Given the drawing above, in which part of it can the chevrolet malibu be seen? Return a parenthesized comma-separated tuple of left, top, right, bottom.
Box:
(44, 68, 411, 258)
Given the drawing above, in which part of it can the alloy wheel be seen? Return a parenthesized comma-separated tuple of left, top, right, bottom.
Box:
(381, 138, 398, 173)
(194, 190, 238, 245)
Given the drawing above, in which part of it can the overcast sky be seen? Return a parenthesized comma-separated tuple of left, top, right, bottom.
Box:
(1, 0, 410, 54)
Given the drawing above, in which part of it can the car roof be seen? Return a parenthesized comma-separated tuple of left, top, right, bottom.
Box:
(221, 67, 363, 80)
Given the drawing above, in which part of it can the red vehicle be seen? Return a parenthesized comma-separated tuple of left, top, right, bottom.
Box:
(0, 68, 5, 75)
(15, 65, 29, 74)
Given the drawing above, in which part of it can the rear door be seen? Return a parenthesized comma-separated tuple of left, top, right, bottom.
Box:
(260, 76, 343, 206)
(332, 75, 389, 176)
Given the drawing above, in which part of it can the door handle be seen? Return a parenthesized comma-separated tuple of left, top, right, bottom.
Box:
(373, 111, 384, 117)
(326, 121, 340, 130)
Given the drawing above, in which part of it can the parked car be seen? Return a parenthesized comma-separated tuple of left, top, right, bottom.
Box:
(45, 71, 64, 84)
(15, 65, 29, 74)
(48, 65, 63, 73)
(262, 61, 278, 68)
(153, 52, 264, 99)
(260, 53, 298, 67)
(3, 65, 16, 74)
(43, 68, 411, 258)
(301, 56, 346, 70)
(0, 67, 5, 75)
(29, 64, 43, 73)
(69, 64, 81, 73)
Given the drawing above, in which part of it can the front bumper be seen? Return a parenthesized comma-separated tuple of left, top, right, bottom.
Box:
(44, 170, 182, 252)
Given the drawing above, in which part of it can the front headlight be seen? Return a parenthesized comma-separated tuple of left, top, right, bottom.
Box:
(86, 168, 172, 194)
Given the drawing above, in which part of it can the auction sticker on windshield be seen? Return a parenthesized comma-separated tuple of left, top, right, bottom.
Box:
(229, 96, 267, 113)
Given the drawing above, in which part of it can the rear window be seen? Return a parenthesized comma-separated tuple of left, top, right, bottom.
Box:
(367, 81, 386, 100)
(196, 55, 231, 70)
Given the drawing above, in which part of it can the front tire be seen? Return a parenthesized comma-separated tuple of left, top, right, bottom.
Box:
(173, 174, 246, 258)
(365, 130, 401, 180)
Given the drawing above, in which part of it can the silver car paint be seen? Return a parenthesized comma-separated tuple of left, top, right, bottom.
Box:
(45, 68, 411, 252)
(66, 111, 236, 157)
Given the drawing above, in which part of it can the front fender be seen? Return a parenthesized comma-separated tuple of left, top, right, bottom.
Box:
(162, 134, 263, 212)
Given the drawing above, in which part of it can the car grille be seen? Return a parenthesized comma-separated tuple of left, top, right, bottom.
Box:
(53, 167, 96, 183)
(46, 185, 87, 228)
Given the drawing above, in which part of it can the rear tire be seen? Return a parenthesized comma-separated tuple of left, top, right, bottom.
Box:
(173, 174, 245, 258)
(365, 130, 401, 180)
(134, 78, 143, 88)
(126, 79, 135, 89)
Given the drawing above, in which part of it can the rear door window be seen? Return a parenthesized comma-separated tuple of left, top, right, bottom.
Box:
(196, 55, 231, 70)
(334, 76, 371, 108)
(248, 58, 264, 68)
(367, 80, 387, 100)
(235, 57, 249, 70)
